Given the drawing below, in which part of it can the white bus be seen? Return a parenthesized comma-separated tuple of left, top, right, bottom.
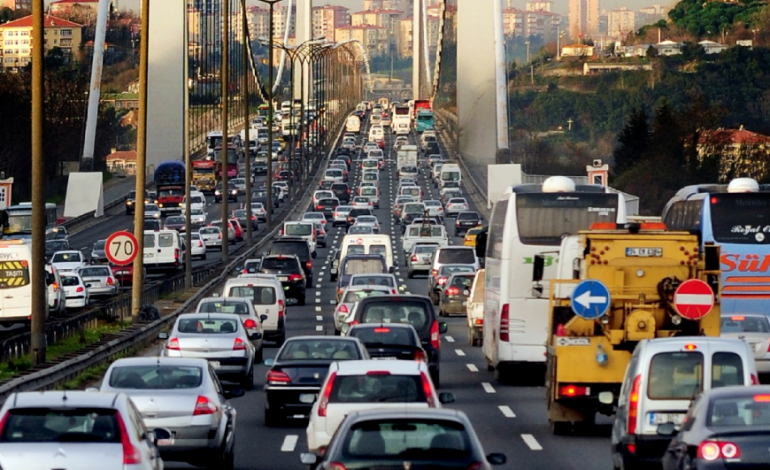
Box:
(3, 202, 58, 242)
(481, 176, 627, 382)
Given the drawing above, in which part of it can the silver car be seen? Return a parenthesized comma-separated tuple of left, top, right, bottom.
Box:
(0, 390, 165, 470)
(353, 215, 380, 233)
(721, 314, 770, 373)
(163, 313, 258, 389)
(100, 357, 242, 468)
(230, 177, 247, 194)
(199, 226, 222, 248)
(195, 296, 265, 361)
(144, 203, 161, 219)
(333, 205, 353, 226)
(77, 265, 118, 297)
(190, 207, 208, 226)
(332, 284, 393, 334)
(406, 243, 440, 278)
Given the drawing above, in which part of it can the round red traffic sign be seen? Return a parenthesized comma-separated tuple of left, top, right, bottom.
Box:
(673, 279, 715, 320)
(355, 238, 363, 244)
(105, 231, 138, 266)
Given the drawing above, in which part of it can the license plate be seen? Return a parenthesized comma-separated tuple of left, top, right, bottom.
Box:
(374, 356, 397, 360)
(209, 361, 220, 368)
(144, 253, 153, 258)
(156, 438, 175, 446)
(299, 393, 317, 404)
(649, 413, 685, 425)
(626, 247, 662, 257)
(278, 276, 288, 281)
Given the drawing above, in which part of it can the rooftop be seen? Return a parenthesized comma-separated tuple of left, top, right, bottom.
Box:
(0, 14, 83, 28)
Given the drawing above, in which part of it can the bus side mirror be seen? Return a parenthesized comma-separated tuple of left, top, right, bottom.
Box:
(533, 255, 545, 283)
(475, 228, 487, 258)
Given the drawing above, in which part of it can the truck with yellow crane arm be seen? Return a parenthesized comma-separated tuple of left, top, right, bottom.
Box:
(540, 222, 722, 435)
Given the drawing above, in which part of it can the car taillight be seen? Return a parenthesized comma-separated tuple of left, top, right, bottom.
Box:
(432, 269, 438, 277)
(430, 320, 440, 350)
(218, 233, 222, 239)
(106, 277, 114, 286)
(233, 337, 247, 350)
(627, 375, 641, 435)
(51, 282, 59, 292)
(558, 385, 590, 397)
(697, 440, 741, 461)
(199, 240, 204, 247)
(306, 260, 313, 270)
(193, 395, 219, 416)
(76, 286, 84, 293)
(318, 371, 337, 417)
(420, 371, 436, 407)
(289, 273, 303, 282)
(337, 304, 349, 314)
(437, 277, 447, 285)
(500, 304, 509, 342)
(116, 412, 142, 464)
(445, 286, 459, 296)
(244, 319, 257, 329)
(267, 370, 291, 385)
(333, 212, 338, 218)
(414, 349, 427, 363)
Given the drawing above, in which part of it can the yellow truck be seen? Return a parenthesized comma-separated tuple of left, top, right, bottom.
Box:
(542, 222, 721, 434)
(191, 160, 217, 192)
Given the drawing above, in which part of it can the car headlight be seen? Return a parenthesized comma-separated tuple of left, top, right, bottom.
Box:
(215, 190, 221, 196)
(158, 203, 163, 208)
(126, 200, 133, 205)
(231, 190, 238, 195)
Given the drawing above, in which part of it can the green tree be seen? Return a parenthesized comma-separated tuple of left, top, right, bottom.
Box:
(612, 107, 650, 175)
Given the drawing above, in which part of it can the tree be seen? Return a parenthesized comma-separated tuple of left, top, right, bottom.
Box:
(612, 107, 650, 175)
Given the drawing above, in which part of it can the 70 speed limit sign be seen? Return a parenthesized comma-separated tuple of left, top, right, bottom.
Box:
(105, 231, 138, 266)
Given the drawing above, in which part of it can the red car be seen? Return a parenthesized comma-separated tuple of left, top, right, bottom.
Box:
(109, 262, 146, 287)
(229, 218, 244, 242)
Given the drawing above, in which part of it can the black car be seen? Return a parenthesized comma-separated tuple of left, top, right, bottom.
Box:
(661, 385, 770, 470)
(346, 208, 374, 226)
(331, 183, 351, 204)
(315, 197, 339, 217)
(268, 237, 315, 286)
(349, 295, 447, 387)
(346, 323, 428, 362)
(125, 189, 149, 216)
(263, 336, 369, 426)
(259, 254, 306, 304)
(214, 183, 238, 203)
(253, 160, 267, 175)
(163, 215, 186, 232)
(454, 211, 482, 237)
(45, 239, 70, 263)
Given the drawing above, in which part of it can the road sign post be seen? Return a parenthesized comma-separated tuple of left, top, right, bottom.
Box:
(105, 231, 139, 267)
(570, 280, 611, 320)
(673, 279, 715, 320)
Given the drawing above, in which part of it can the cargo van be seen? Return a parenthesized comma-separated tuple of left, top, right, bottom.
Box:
(143, 230, 183, 271)
(439, 163, 462, 189)
(610, 337, 758, 469)
(339, 234, 394, 272)
(0, 239, 47, 325)
(282, 222, 317, 253)
(345, 114, 361, 133)
(224, 275, 286, 345)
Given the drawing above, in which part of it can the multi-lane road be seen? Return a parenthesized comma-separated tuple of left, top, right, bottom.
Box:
(143, 118, 615, 469)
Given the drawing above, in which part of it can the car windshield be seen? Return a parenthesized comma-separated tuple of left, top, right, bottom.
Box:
(109, 365, 203, 390)
(166, 217, 185, 224)
(53, 252, 80, 263)
(278, 340, 360, 361)
(285, 224, 312, 236)
(437, 250, 476, 264)
(200, 227, 219, 235)
(343, 419, 470, 458)
(707, 395, 770, 428)
(721, 316, 770, 333)
(0, 408, 122, 443)
(270, 242, 309, 258)
(304, 213, 323, 220)
(176, 317, 240, 334)
(198, 300, 251, 315)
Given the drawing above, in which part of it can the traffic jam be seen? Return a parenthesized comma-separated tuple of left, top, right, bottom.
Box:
(2, 97, 770, 470)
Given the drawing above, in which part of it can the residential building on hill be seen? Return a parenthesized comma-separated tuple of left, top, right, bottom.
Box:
(0, 14, 83, 70)
(569, 0, 600, 40)
(697, 127, 770, 182)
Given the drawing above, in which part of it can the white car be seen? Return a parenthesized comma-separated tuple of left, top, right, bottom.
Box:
(445, 198, 470, 217)
(59, 272, 90, 309)
(45, 264, 66, 315)
(305, 360, 453, 454)
(230, 178, 247, 194)
(313, 190, 335, 207)
(251, 202, 267, 222)
(424, 199, 445, 218)
(181, 192, 206, 213)
(332, 284, 392, 333)
(144, 203, 161, 219)
(302, 212, 327, 229)
(352, 215, 380, 233)
(190, 207, 208, 226)
(51, 250, 88, 272)
(199, 226, 223, 248)
(190, 232, 208, 259)
(720, 314, 770, 373)
(350, 197, 373, 209)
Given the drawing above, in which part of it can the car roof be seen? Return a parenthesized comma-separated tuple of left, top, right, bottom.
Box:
(638, 337, 750, 351)
(344, 408, 467, 423)
(699, 384, 770, 400)
(8, 391, 124, 409)
(178, 312, 244, 320)
(332, 359, 425, 375)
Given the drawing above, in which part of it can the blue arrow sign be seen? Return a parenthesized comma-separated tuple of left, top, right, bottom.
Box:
(570, 280, 611, 320)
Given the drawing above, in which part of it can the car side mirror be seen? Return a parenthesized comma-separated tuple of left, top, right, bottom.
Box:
(300, 453, 318, 466)
(264, 358, 275, 366)
(250, 332, 262, 340)
(487, 453, 507, 465)
(598, 391, 614, 405)
(657, 422, 677, 437)
(225, 387, 245, 399)
(260, 314, 268, 322)
(439, 322, 448, 334)
(438, 392, 455, 404)
(389, 266, 395, 274)
(158, 332, 169, 340)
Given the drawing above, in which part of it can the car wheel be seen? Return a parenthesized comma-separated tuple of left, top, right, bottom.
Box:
(276, 332, 286, 347)
(298, 293, 306, 306)
(202, 253, 207, 260)
(241, 365, 254, 391)
(206, 440, 234, 470)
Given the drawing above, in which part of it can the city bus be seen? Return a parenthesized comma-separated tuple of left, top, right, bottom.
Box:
(662, 177, 770, 315)
(257, 103, 271, 118)
(480, 176, 627, 382)
(2, 202, 58, 241)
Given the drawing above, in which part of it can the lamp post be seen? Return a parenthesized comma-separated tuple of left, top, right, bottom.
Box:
(557, 30, 565, 60)
(220, 0, 230, 263)
(241, 0, 253, 241)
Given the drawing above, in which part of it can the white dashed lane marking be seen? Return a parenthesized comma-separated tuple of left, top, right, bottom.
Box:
(455, 349, 466, 357)
(315, 307, 321, 312)
(521, 434, 542, 451)
(316, 315, 323, 321)
(444, 335, 454, 343)
(466, 364, 478, 372)
(482, 382, 496, 394)
(280, 435, 298, 452)
(499, 406, 516, 418)
(316, 325, 323, 331)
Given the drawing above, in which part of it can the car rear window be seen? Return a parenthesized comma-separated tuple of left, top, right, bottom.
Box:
(270, 242, 310, 259)
(361, 188, 377, 196)
(343, 258, 386, 275)
(262, 257, 300, 271)
(712, 352, 745, 388)
(330, 374, 426, 403)
(285, 224, 312, 236)
(707, 395, 770, 428)
(349, 209, 373, 218)
(457, 212, 479, 221)
(109, 365, 203, 390)
(61, 275, 80, 287)
(53, 252, 81, 263)
(450, 275, 474, 288)
(79, 267, 110, 277)
(721, 315, 770, 333)
(351, 275, 394, 287)
(349, 326, 417, 347)
(647, 352, 703, 399)
(198, 300, 253, 314)
(437, 249, 476, 264)
(360, 301, 431, 332)
(0, 408, 122, 443)
(343, 420, 470, 458)
(159, 233, 175, 247)
(177, 317, 240, 334)
(278, 340, 360, 361)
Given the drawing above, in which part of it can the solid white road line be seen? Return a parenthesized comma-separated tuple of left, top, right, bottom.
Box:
(521, 434, 542, 451)
(499, 406, 516, 418)
(481, 382, 496, 393)
(444, 335, 455, 343)
(455, 349, 466, 356)
(280, 435, 298, 452)
(466, 364, 479, 372)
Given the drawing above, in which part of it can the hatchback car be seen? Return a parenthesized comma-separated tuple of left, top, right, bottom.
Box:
(439, 273, 475, 317)
(430, 265, 477, 305)
(445, 198, 470, 217)
(407, 243, 440, 278)
(89, 239, 108, 264)
(77, 265, 118, 297)
(195, 297, 264, 361)
(333, 284, 393, 334)
(332, 205, 353, 226)
(199, 226, 223, 249)
(59, 271, 90, 309)
(302, 212, 328, 229)
(351, 196, 373, 209)
(163, 215, 186, 232)
(189, 207, 208, 226)
(189, 232, 207, 259)
(259, 255, 306, 305)
(233, 209, 258, 231)
(163, 313, 259, 389)
(100, 357, 243, 468)
(346, 323, 428, 362)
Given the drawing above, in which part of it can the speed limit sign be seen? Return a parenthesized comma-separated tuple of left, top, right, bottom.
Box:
(105, 231, 138, 266)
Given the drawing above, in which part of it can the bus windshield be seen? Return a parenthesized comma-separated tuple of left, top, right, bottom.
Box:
(5, 210, 32, 234)
(709, 193, 770, 244)
(516, 193, 619, 245)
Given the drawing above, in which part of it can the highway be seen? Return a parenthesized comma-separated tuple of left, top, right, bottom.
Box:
(151, 118, 614, 470)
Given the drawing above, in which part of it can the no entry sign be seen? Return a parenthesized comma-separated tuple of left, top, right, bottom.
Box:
(673, 279, 715, 320)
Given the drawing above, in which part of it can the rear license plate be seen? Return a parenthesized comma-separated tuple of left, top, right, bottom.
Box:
(144, 253, 153, 258)
(299, 393, 317, 404)
(278, 276, 288, 281)
(157, 438, 175, 446)
(374, 356, 397, 360)
(209, 361, 220, 368)
(649, 413, 685, 425)
(626, 247, 662, 257)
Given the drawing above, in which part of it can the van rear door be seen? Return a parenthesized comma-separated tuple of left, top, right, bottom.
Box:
(0, 247, 34, 322)
(143, 232, 157, 267)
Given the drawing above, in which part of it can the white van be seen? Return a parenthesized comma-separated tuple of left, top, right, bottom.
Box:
(439, 163, 462, 189)
(368, 125, 384, 143)
(282, 221, 317, 253)
(358, 186, 380, 208)
(346, 114, 361, 133)
(181, 192, 206, 213)
(224, 275, 286, 344)
(610, 337, 758, 469)
(339, 234, 394, 271)
(0, 240, 47, 325)
(143, 230, 183, 271)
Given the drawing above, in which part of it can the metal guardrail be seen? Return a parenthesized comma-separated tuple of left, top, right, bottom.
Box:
(0, 116, 350, 403)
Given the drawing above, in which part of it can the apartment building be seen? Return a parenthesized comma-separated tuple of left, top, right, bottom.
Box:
(502, 7, 565, 39)
(312, 5, 350, 40)
(335, 24, 387, 57)
(569, 0, 600, 40)
(0, 14, 83, 70)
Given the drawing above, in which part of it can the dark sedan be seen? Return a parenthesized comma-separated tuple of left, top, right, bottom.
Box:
(346, 323, 428, 362)
(263, 336, 368, 426)
(259, 254, 306, 305)
(315, 197, 339, 217)
(89, 239, 108, 264)
(163, 215, 186, 232)
(454, 211, 482, 237)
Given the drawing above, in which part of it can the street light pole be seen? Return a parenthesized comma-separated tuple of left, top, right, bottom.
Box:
(221, 0, 230, 263)
(241, 0, 252, 241)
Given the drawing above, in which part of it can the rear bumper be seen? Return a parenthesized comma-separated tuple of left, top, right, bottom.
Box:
(618, 433, 673, 464)
(265, 387, 319, 418)
(149, 424, 220, 460)
(440, 298, 467, 315)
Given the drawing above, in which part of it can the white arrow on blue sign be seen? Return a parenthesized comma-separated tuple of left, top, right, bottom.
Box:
(570, 280, 611, 319)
